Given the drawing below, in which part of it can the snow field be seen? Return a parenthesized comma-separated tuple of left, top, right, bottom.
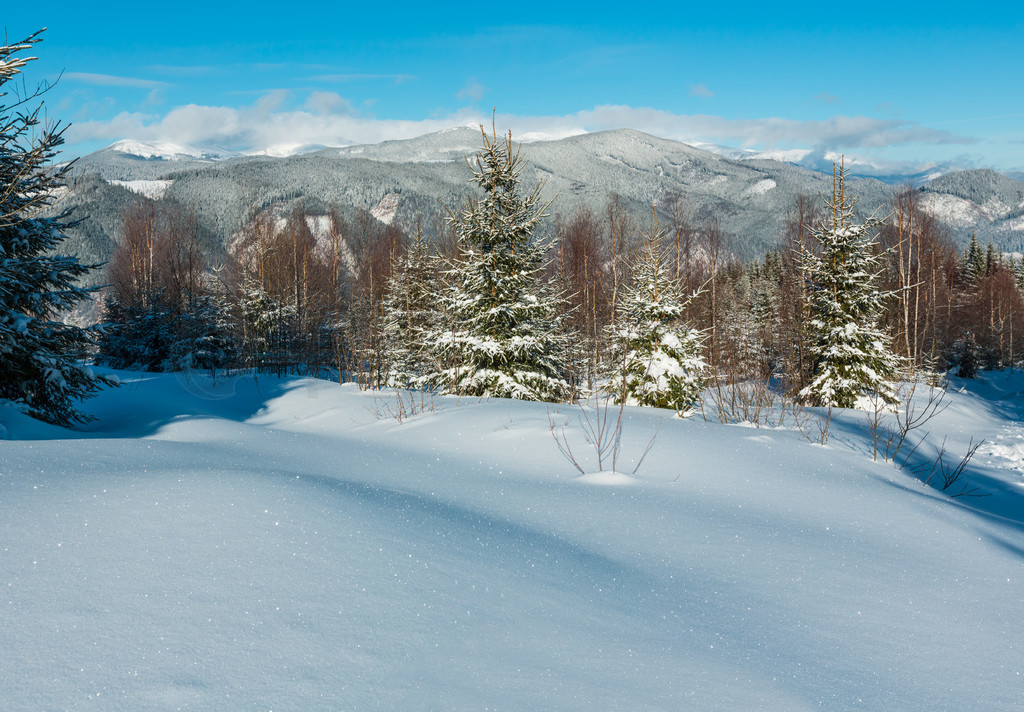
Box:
(2, 370, 1023, 710)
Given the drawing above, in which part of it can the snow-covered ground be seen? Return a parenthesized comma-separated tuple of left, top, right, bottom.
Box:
(2, 369, 1023, 711)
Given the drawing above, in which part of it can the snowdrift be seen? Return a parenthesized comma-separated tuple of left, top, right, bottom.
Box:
(2, 369, 1022, 710)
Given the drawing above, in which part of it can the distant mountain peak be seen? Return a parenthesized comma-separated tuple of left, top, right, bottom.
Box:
(108, 139, 239, 162)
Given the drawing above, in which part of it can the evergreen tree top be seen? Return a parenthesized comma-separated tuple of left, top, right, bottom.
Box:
(818, 160, 886, 238)
(962, 233, 985, 284)
(619, 206, 687, 324)
(451, 126, 551, 254)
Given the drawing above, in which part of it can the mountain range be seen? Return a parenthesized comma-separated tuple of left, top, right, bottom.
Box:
(55, 127, 1024, 285)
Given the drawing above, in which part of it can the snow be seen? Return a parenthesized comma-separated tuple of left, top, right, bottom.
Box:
(255, 143, 334, 158)
(743, 178, 777, 196)
(109, 139, 237, 161)
(574, 470, 639, 486)
(370, 192, 400, 225)
(2, 368, 1023, 710)
(920, 192, 994, 227)
(111, 139, 193, 159)
(687, 142, 813, 164)
(517, 128, 587, 143)
(109, 179, 173, 200)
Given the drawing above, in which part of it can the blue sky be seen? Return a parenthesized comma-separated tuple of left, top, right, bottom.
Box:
(7, 2, 1024, 173)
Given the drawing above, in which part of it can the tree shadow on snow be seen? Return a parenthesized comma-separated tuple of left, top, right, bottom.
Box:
(811, 394, 1024, 544)
(9, 369, 302, 440)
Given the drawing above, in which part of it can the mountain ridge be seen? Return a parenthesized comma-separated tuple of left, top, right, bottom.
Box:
(56, 127, 1024, 283)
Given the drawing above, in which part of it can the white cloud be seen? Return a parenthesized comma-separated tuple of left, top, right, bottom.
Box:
(563, 105, 971, 150)
(253, 90, 290, 113)
(64, 96, 976, 166)
(67, 100, 484, 154)
(791, 149, 971, 178)
(64, 72, 170, 90)
(309, 73, 414, 84)
(457, 80, 487, 103)
(689, 84, 714, 98)
(146, 65, 218, 77)
(304, 91, 354, 116)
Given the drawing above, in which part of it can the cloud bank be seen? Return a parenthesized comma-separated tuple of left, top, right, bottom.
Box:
(65, 94, 975, 171)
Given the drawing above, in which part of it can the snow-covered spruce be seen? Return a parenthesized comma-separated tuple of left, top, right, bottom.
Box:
(606, 212, 707, 416)
(382, 225, 439, 388)
(423, 128, 572, 402)
(961, 233, 985, 286)
(0, 33, 114, 425)
(237, 284, 299, 375)
(799, 161, 900, 409)
(99, 293, 238, 375)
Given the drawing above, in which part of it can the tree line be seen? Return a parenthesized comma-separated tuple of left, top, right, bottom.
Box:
(95, 127, 1024, 411)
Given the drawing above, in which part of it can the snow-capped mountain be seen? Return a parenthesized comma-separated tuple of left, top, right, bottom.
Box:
(688, 142, 813, 165)
(109, 139, 241, 162)
(54, 127, 1024, 285)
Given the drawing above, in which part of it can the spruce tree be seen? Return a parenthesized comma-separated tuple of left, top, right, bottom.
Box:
(743, 253, 783, 378)
(0, 32, 113, 424)
(799, 162, 900, 408)
(239, 285, 297, 375)
(607, 210, 706, 415)
(984, 240, 1000, 276)
(97, 295, 176, 371)
(962, 234, 985, 285)
(382, 222, 437, 387)
(167, 295, 239, 376)
(424, 127, 571, 402)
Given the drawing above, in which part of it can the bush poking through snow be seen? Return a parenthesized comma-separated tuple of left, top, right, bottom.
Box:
(367, 389, 439, 424)
(860, 381, 986, 497)
(549, 393, 661, 476)
(922, 437, 985, 498)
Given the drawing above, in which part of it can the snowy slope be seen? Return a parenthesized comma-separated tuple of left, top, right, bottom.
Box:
(1, 370, 1023, 711)
(109, 179, 173, 200)
(110, 139, 240, 161)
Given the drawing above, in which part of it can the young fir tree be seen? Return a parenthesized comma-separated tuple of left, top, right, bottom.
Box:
(167, 295, 239, 375)
(424, 127, 571, 402)
(382, 221, 437, 387)
(728, 254, 782, 379)
(962, 234, 985, 285)
(799, 161, 900, 408)
(97, 295, 176, 371)
(607, 209, 707, 416)
(0, 32, 114, 424)
(239, 285, 297, 375)
(99, 288, 239, 374)
(984, 240, 1001, 276)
